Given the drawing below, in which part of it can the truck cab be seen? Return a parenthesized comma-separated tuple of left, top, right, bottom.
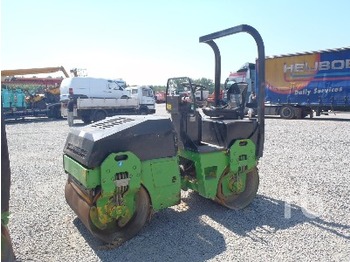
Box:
(125, 85, 156, 114)
(226, 63, 256, 96)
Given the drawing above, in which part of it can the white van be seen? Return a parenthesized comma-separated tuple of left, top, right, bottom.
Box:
(60, 77, 129, 101)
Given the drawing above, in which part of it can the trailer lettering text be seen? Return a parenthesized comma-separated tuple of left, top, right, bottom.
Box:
(332, 60, 345, 69)
(313, 86, 343, 94)
(284, 59, 350, 73)
(295, 87, 343, 95)
(295, 89, 312, 95)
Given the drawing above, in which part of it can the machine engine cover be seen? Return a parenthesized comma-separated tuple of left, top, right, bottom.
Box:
(63, 115, 177, 168)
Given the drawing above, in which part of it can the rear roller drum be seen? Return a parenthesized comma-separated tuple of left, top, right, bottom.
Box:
(65, 181, 151, 244)
(92, 186, 151, 244)
(216, 167, 259, 210)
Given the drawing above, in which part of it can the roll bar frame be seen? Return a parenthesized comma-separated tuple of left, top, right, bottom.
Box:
(199, 24, 265, 157)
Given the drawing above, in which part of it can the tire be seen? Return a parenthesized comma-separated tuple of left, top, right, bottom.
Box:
(81, 115, 91, 124)
(35, 99, 47, 110)
(49, 105, 62, 119)
(280, 106, 295, 119)
(93, 110, 107, 122)
(301, 110, 309, 119)
(1, 114, 16, 261)
(139, 107, 148, 115)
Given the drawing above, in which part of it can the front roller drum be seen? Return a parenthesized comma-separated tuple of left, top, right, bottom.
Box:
(65, 179, 151, 244)
(215, 167, 259, 210)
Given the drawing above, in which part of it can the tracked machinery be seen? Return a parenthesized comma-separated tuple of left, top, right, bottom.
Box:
(64, 24, 265, 244)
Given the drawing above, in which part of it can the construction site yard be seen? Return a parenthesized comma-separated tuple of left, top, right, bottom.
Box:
(4, 104, 350, 262)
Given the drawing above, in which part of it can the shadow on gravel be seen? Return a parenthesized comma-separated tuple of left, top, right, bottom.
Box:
(72, 192, 349, 262)
(177, 193, 350, 243)
(70, 122, 87, 127)
(4, 117, 65, 125)
(211, 194, 350, 242)
(265, 115, 350, 122)
(301, 117, 350, 122)
(73, 205, 227, 262)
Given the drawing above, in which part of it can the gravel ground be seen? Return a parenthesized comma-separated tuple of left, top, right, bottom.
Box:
(5, 105, 350, 262)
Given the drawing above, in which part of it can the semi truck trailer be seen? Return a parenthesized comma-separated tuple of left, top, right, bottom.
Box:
(227, 47, 350, 118)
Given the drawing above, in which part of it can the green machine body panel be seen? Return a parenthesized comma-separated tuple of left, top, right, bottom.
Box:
(63, 155, 100, 189)
(179, 139, 257, 199)
(64, 150, 182, 228)
(179, 148, 227, 199)
(90, 151, 142, 227)
(229, 139, 256, 174)
(141, 157, 181, 211)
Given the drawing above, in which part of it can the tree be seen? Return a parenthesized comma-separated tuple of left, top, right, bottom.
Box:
(192, 78, 215, 93)
(150, 77, 224, 94)
(151, 85, 166, 93)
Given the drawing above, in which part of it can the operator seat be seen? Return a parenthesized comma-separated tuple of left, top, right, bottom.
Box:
(202, 82, 248, 119)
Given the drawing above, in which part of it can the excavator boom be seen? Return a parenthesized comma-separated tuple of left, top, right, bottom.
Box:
(1, 66, 69, 78)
